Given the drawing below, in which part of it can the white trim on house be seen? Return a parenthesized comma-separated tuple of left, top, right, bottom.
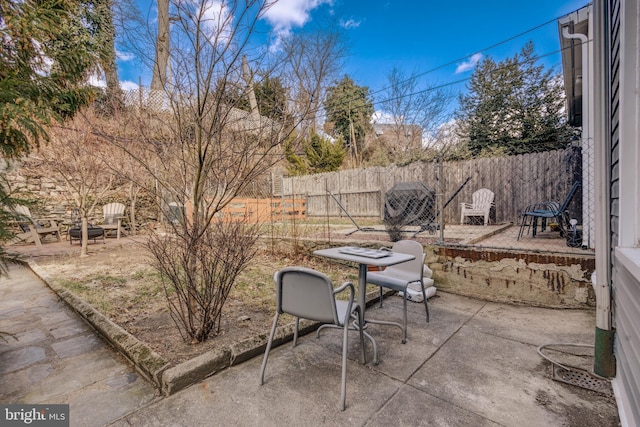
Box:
(616, 0, 640, 250)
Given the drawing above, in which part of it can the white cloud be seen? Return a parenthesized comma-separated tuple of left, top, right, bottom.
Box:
(87, 75, 139, 92)
(262, 0, 333, 46)
(199, 0, 233, 44)
(340, 18, 361, 29)
(455, 53, 482, 74)
(120, 80, 139, 91)
(116, 50, 134, 62)
(371, 110, 394, 124)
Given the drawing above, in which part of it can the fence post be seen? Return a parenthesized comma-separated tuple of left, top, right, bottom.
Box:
(437, 157, 445, 243)
(325, 178, 330, 242)
(281, 175, 285, 225)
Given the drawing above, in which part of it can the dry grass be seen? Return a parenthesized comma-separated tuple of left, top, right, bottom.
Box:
(35, 242, 360, 365)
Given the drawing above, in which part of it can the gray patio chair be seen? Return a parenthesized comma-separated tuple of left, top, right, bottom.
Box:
(366, 240, 428, 344)
(259, 266, 366, 411)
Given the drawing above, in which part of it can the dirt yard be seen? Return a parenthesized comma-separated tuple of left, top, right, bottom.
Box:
(34, 241, 360, 365)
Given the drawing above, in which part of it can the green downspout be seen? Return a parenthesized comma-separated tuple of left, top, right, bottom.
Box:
(594, 327, 616, 377)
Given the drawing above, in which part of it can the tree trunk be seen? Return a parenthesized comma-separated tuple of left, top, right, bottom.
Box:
(102, 0, 119, 92)
(151, 0, 170, 91)
(129, 181, 137, 236)
(94, 0, 120, 109)
(81, 217, 89, 257)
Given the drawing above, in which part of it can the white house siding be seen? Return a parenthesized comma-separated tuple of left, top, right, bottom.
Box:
(598, 0, 640, 424)
(614, 251, 640, 425)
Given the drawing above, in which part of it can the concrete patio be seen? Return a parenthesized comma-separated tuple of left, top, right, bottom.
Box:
(0, 256, 619, 426)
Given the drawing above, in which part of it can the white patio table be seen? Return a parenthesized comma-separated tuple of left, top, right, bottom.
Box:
(313, 246, 416, 364)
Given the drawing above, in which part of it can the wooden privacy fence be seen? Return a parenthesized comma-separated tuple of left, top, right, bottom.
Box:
(277, 148, 581, 225)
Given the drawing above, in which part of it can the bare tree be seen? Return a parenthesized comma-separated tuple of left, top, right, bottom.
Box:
(33, 113, 116, 257)
(376, 67, 452, 162)
(99, 0, 317, 342)
(147, 219, 258, 342)
(100, 130, 153, 236)
(280, 22, 348, 134)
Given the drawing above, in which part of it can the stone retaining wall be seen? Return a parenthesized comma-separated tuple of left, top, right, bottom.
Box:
(4, 165, 157, 227)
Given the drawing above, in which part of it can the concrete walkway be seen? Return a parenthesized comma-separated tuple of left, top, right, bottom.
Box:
(0, 263, 158, 426)
(1, 262, 619, 426)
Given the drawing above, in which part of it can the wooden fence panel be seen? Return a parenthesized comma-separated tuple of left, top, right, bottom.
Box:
(277, 149, 576, 224)
(216, 198, 306, 222)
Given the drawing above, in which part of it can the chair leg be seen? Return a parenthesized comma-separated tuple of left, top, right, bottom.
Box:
(31, 230, 43, 247)
(379, 286, 384, 308)
(293, 317, 300, 347)
(420, 282, 429, 323)
(401, 291, 408, 344)
(362, 330, 378, 365)
(259, 312, 280, 385)
(340, 319, 349, 411)
(518, 215, 531, 240)
(316, 324, 327, 338)
(317, 314, 368, 366)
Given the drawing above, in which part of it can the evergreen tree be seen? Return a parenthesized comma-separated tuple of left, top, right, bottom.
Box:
(1, 0, 103, 272)
(456, 42, 571, 157)
(305, 132, 345, 174)
(88, 0, 121, 112)
(323, 75, 374, 166)
(285, 132, 345, 175)
(254, 75, 290, 124)
(0, 0, 100, 158)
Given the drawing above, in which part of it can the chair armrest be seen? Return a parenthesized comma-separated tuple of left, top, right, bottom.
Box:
(35, 218, 58, 227)
(23, 217, 58, 229)
(526, 202, 561, 214)
(334, 281, 356, 324)
(333, 281, 355, 306)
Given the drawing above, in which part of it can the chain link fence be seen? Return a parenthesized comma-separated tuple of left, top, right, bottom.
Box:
(270, 144, 592, 254)
(122, 88, 173, 113)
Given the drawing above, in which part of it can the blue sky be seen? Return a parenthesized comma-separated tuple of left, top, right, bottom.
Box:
(116, 0, 590, 115)
(335, 0, 590, 92)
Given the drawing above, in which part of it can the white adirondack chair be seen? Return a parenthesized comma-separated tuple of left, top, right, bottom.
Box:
(102, 203, 126, 239)
(460, 188, 495, 226)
